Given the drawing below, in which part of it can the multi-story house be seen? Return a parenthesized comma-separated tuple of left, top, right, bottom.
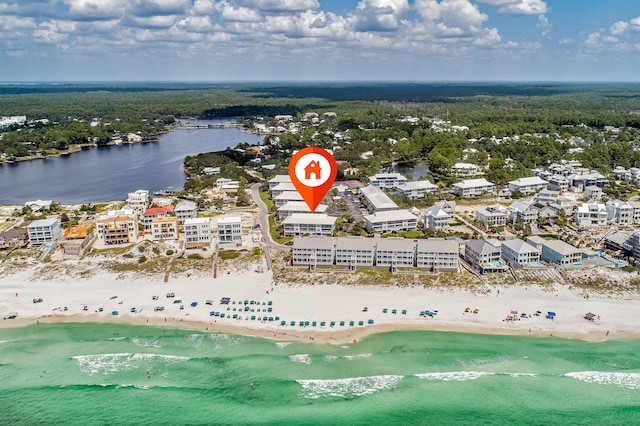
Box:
(184, 217, 212, 248)
(27, 218, 61, 247)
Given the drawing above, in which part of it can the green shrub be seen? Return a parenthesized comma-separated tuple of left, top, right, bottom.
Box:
(138, 255, 147, 263)
(166, 249, 174, 256)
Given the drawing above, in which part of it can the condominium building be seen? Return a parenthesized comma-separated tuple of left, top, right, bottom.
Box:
(416, 239, 459, 271)
(216, 216, 242, 245)
(27, 218, 62, 247)
(364, 209, 418, 232)
(475, 205, 507, 228)
(507, 176, 549, 195)
(141, 205, 174, 231)
(184, 217, 212, 248)
(127, 190, 149, 216)
(335, 237, 375, 268)
(395, 180, 437, 199)
(574, 200, 608, 228)
(282, 213, 336, 236)
(151, 217, 179, 241)
(268, 174, 292, 189)
(291, 236, 335, 267)
(452, 178, 496, 197)
(175, 200, 197, 225)
(539, 239, 582, 266)
(463, 239, 507, 273)
(424, 205, 451, 231)
(360, 185, 399, 212)
(451, 162, 482, 177)
(369, 173, 408, 189)
(375, 238, 416, 268)
(278, 201, 328, 217)
(95, 214, 138, 246)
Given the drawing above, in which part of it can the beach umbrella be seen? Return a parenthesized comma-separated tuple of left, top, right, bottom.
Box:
(349, 321, 355, 326)
(251, 315, 256, 320)
(312, 321, 317, 327)
(268, 301, 273, 306)
(330, 321, 336, 326)
(339, 321, 345, 326)
(383, 308, 388, 313)
(290, 321, 295, 326)
(392, 309, 397, 314)
(401, 309, 407, 315)
(368, 319, 374, 324)
(280, 320, 286, 326)
(320, 321, 326, 327)
(358, 321, 364, 326)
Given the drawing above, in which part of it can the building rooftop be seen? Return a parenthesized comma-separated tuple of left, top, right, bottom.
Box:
(360, 185, 399, 210)
(143, 205, 174, 216)
(293, 236, 335, 250)
(376, 238, 416, 252)
(217, 216, 242, 225)
(501, 238, 539, 254)
(184, 217, 211, 226)
(282, 213, 337, 226)
(278, 201, 328, 214)
(27, 218, 59, 228)
(454, 178, 495, 188)
(397, 180, 437, 191)
(335, 236, 376, 251)
(542, 239, 582, 256)
(364, 209, 417, 224)
(274, 191, 304, 201)
(416, 239, 459, 252)
(508, 176, 549, 186)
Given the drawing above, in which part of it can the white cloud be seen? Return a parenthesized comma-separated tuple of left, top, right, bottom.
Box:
(63, 0, 128, 19)
(235, 0, 319, 13)
(536, 14, 551, 36)
(128, 0, 192, 17)
(353, 0, 410, 32)
(415, 0, 488, 36)
(216, 2, 262, 22)
(477, 0, 547, 16)
(558, 38, 573, 45)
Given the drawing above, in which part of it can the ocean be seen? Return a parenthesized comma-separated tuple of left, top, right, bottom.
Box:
(1, 323, 639, 425)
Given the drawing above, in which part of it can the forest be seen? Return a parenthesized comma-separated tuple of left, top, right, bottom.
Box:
(2, 82, 640, 178)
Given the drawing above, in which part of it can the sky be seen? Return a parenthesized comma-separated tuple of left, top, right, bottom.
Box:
(1, 0, 640, 82)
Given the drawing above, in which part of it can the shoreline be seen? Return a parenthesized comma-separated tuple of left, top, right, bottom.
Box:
(2, 314, 635, 345)
(1, 265, 637, 345)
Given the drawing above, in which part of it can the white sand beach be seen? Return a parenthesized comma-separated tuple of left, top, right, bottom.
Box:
(1, 261, 639, 344)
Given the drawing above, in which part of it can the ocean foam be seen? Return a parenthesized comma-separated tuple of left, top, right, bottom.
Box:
(131, 337, 162, 348)
(276, 342, 292, 349)
(298, 375, 403, 399)
(344, 353, 372, 361)
(289, 354, 312, 364)
(415, 371, 492, 381)
(324, 355, 338, 362)
(73, 353, 190, 375)
(564, 371, 640, 390)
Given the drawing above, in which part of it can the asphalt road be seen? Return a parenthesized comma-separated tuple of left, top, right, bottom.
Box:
(250, 183, 287, 251)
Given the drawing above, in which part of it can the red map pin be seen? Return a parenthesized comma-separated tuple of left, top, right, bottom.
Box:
(289, 147, 338, 212)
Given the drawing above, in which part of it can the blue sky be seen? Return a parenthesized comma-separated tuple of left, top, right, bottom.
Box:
(1, 0, 640, 82)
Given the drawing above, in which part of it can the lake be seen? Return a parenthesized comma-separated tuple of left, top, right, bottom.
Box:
(0, 120, 263, 205)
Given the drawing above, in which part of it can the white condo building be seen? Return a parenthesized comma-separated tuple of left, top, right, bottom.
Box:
(452, 178, 496, 197)
(27, 218, 62, 247)
(184, 217, 212, 248)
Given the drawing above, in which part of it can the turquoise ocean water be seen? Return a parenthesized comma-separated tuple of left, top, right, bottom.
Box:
(1, 323, 639, 425)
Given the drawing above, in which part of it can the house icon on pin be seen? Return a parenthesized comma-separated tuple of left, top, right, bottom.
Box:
(304, 160, 321, 180)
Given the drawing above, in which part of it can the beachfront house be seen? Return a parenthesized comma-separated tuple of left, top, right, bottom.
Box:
(395, 180, 438, 199)
(184, 217, 212, 248)
(375, 238, 416, 268)
(546, 175, 569, 192)
(364, 209, 418, 232)
(25, 199, 53, 213)
(27, 218, 62, 247)
(278, 201, 328, 218)
(584, 186, 603, 201)
(291, 236, 335, 267)
(175, 200, 197, 225)
(574, 200, 608, 229)
(127, 189, 149, 217)
(151, 217, 179, 241)
(500, 238, 541, 268)
(534, 189, 560, 205)
(282, 213, 336, 236)
(606, 199, 634, 225)
(141, 205, 174, 231)
(509, 201, 538, 225)
(416, 239, 459, 272)
(475, 205, 507, 229)
(335, 237, 375, 269)
(0, 228, 28, 249)
(539, 239, 582, 267)
(368, 172, 407, 189)
(463, 239, 507, 274)
(452, 178, 496, 197)
(95, 214, 138, 246)
(216, 216, 242, 245)
(507, 176, 549, 195)
(360, 185, 399, 212)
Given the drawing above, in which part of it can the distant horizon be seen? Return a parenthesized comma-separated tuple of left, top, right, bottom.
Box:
(1, 80, 640, 85)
